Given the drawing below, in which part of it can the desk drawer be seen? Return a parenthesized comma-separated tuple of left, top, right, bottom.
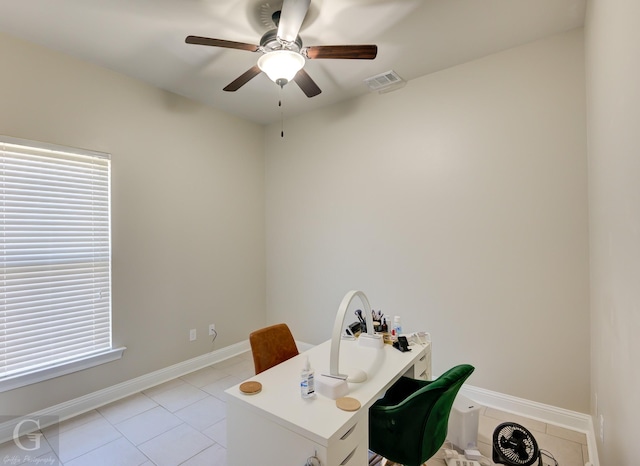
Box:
(413, 348, 431, 380)
(328, 415, 367, 465)
(335, 443, 367, 465)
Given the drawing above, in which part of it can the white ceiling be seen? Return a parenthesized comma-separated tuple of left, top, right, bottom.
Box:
(0, 0, 585, 125)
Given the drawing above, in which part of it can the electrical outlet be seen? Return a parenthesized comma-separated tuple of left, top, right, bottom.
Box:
(190, 328, 196, 341)
(208, 324, 216, 336)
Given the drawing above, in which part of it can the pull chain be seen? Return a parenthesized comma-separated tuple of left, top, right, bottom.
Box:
(279, 84, 285, 138)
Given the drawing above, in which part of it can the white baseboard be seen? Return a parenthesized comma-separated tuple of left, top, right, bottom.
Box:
(460, 384, 599, 466)
(0, 340, 250, 444)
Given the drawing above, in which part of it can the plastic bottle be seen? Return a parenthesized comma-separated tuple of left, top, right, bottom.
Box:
(392, 316, 403, 337)
(300, 356, 315, 398)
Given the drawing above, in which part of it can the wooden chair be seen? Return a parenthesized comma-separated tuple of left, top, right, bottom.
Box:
(249, 323, 299, 374)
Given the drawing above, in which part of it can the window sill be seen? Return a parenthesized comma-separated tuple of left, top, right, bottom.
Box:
(0, 347, 126, 393)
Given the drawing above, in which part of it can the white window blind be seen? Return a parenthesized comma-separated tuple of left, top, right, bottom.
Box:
(0, 136, 113, 383)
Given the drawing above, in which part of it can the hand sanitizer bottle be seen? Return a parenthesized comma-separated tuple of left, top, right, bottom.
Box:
(300, 356, 315, 398)
(392, 316, 403, 337)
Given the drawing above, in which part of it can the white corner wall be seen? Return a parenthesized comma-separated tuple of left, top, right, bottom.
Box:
(585, 0, 640, 463)
(0, 32, 266, 414)
(265, 29, 589, 413)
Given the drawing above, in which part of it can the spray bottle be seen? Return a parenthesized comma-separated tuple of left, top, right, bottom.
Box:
(300, 356, 315, 398)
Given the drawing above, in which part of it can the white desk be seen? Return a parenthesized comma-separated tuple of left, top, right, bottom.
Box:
(225, 338, 431, 466)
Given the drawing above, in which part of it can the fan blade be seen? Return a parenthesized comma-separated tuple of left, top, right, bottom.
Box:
(277, 0, 311, 43)
(293, 69, 321, 98)
(516, 443, 530, 461)
(223, 65, 262, 92)
(304, 45, 378, 60)
(185, 36, 260, 52)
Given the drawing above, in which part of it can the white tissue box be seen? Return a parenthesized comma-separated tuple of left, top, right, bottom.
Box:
(358, 333, 384, 348)
(316, 375, 349, 399)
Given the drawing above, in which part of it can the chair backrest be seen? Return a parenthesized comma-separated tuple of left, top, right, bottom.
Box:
(249, 323, 299, 374)
(369, 364, 475, 466)
(417, 364, 475, 461)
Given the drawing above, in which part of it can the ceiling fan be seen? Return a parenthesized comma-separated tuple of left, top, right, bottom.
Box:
(185, 0, 378, 98)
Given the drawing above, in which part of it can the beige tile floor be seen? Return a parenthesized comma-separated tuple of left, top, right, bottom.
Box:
(1, 352, 589, 466)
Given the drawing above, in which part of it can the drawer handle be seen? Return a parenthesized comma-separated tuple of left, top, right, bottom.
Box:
(419, 355, 426, 362)
(419, 370, 427, 378)
(340, 424, 357, 440)
(340, 447, 357, 465)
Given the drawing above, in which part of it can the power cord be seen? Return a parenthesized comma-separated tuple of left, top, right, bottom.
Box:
(442, 442, 558, 466)
(540, 449, 558, 466)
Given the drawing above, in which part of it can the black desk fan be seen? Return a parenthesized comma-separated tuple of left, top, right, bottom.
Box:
(492, 422, 542, 466)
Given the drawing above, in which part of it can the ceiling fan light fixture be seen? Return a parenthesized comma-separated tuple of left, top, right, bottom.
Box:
(258, 50, 305, 85)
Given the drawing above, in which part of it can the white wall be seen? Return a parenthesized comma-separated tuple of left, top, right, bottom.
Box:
(585, 0, 640, 463)
(0, 32, 266, 414)
(0, 23, 594, 422)
(265, 29, 590, 413)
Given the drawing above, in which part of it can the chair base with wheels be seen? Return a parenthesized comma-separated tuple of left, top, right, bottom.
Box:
(369, 453, 402, 466)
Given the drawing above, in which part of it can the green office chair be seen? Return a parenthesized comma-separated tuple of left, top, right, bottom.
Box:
(369, 364, 475, 466)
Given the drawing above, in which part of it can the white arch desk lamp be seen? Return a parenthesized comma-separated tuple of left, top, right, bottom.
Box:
(317, 290, 384, 399)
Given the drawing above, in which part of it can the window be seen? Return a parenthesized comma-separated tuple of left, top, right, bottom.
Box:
(0, 136, 122, 392)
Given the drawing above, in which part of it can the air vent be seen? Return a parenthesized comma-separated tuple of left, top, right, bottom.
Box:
(364, 70, 406, 94)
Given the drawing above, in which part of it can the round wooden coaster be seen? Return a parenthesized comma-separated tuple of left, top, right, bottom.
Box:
(239, 381, 262, 395)
(336, 396, 360, 411)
